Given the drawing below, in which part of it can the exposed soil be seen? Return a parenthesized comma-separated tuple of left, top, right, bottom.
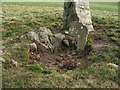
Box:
(91, 26, 110, 51)
(28, 27, 91, 72)
(28, 46, 89, 72)
(28, 25, 108, 73)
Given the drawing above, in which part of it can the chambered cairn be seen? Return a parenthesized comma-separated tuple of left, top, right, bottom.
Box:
(27, 0, 94, 54)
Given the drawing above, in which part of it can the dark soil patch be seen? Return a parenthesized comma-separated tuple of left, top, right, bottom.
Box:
(91, 26, 109, 51)
(28, 47, 88, 73)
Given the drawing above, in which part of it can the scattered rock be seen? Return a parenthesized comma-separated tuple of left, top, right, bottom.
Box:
(77, 62, 81, 66)
(55, 57, 62, 62)
(38, 27, 54, 51)
(107, 63, 118, 70)
(67, 54, 72, 58)
(38, 27, 53, 36)
(58, 63, 64, 69)
(0, 57, 5, 63)
(63, 39, 69, 47)
(27, 31, 40, 43)
(64, 31, 69, 35)
(5, 38, 13, 44)
(29, 43, 37, 52)
(54, 33, 65, 41)
(50, 33, 65, 51)
(20, 35, 26, 41)
(11, 60, 18, 67)
(27, 31, 53, 52)
(36, 54, 41, 59)
(59, 54, 64, 57)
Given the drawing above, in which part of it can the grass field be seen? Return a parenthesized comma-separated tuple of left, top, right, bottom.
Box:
(2, 2, 118, 12)
(2, 2, 119, 88)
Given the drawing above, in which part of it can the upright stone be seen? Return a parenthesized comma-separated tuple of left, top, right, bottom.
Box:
(63, 0, 94, 32)
(69, 21, 88, 51)
(63, 0, 94, 51)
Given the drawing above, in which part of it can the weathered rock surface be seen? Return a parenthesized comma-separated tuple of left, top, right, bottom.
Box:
(27, 27, 66, 52)
(69, 21, 88, 51)
(27, 0, 93, 53)
(29, 43, 37, 52)
(50, 33, 65, 50)
(107, 63, 118, 70)
(64, 0, 94, 32)
(63, 0, 93, 51)
(63, 39, 70, 47)
(27, 31, 40, 43)
(38, 27, 54, 51)
(27, 26, 88, 53)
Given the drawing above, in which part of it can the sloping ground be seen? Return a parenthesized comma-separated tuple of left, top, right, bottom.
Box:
(2, 5, 119, 88)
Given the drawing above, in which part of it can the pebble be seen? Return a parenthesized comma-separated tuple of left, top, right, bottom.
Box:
(11, 59, 18, 67)
(107, 63, 118, 69)
(64, 31, 69, 35)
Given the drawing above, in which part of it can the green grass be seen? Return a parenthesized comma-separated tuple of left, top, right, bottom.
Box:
(26, 64, 52, 74)
(2, 2, 119, 88)
(3, 2, 118, 12)
(90, 2, 118, 12)
(2, 2, 64, 7)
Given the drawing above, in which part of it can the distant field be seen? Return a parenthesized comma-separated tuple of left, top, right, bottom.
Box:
(2, 2, 118, 12)
(90, 2, 118, 12)
(2, 2, 64, 7)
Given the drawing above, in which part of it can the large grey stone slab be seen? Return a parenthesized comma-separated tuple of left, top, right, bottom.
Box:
(64, 0, 94, 32)
(69, 21, 88, 51)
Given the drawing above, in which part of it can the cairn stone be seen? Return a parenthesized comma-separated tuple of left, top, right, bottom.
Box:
(38, 27, 54, 51)
(27, 31, 52, 52)
(29, 43, 37, 52)
(50, 33, 65, 48)
(27, 27, 66, 52)
(27, 31, 40, 43)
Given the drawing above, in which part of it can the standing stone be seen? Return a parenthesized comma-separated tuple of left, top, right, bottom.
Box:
(63, 0, 94, 32)
(69, 21, 88, 51)
(63, 0, 94, 51)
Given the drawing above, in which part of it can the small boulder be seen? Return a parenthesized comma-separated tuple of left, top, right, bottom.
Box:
(38, 27, 53, 36)
(27, 31, 40, 43)
(63, 39, 70, 47)
(11, 59, 18, 67)
(29, 43, 37, 52)
(107, 63, 118, 70)
(54, 33, 65, 41)
(50, 33, 65, 50)
(38, 27, 54, 51)
(0, 57, 5, 63)
(64, 31, 69, 35)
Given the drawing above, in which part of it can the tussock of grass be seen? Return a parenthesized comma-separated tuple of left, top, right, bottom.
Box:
(26, 64, 52, 74)
(85, 36, 93, 52)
